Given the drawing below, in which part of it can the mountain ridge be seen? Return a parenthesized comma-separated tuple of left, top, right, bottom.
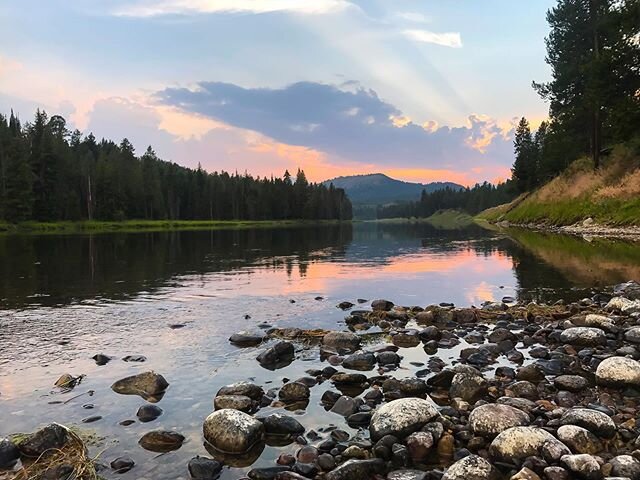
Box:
(322, 173, 464, 205)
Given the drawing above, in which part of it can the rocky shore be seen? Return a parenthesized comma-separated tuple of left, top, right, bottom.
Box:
(493, 218, 640, 240)
(4, 281, 640, 480)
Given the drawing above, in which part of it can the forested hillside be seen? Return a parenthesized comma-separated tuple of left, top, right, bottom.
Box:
(0, 110, 352, 223)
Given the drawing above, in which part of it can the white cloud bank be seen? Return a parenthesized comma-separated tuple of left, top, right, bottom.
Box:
(403, 29, 463, 48)
(113, 0, 351, 17)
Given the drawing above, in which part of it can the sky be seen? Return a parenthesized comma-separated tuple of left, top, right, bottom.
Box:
(0, 0, 556, 186)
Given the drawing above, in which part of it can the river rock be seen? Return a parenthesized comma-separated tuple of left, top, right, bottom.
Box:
(279, 382, 310, 402)
(554, 375, 589, 392)
(442, 454, 497, 480)
(489, 426, 570, 462)
(557, 425, 603, 454)
(584, 314, 616, 331)
(203, 409, 265, 454)
(136, 404, 163, 422)
(256, 341, 294, 368)
(370, 397, 439, 440)
(559, 408, 616, 438)
(609, 455, 640, 480)
(261, 413, 305, 436)
(330, 395, 359, 417)
(18, 423, 70, 457)
(217, 382, 264, 401)
(561, 454, 602, 480)
(596, 357, 640, 387)
(323, 332, 361, 352)
(372, 299, 394, 311)
(92, 353, 111, 366)
(110, 456, 135, 473)
(230, 332, 265, 347)
(0, 438, 20, 469)
(625, 327, 640, 343)
(406, 431, 434, 461)
(608, 297, 640, 314)
(138, 430, 185, 452)
(111, 371, 169, 402)
(387, 470, 428, 480)
(559, 327, 606, 347)
(324, 458, 386, 480)
(54, 373, 77, 389)
(188, 456, 223, 479)
(214, 394, 253, 412)
(342, 352, 376, 371)
(450, 373, 488, 402)
(469, 403, 530, 437)
(331, 372, 367, 385)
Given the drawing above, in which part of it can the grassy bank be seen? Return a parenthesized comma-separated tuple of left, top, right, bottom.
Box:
(374, 210, 476, 229)
(0, 219, 349, 235)
(478, 144, 640, 226)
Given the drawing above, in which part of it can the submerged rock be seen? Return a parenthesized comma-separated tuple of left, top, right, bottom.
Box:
(138, 430, 185, 452)
(111, 371, 169, 402)
(110, 456, 135, 473)
(370, 397, 439, 441)
(137, 404, 164, 422)
(188, 456, 223, 479)
(203, 409, 265, 454)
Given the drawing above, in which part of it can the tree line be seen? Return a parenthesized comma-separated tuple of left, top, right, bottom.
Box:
(376, 182, 515, 219)
(0, 110, 352, 223)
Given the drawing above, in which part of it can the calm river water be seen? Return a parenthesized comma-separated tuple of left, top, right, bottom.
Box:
(1, 223, 639, 479)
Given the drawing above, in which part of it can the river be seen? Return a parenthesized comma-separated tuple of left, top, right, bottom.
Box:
(1, 223, 639, 479)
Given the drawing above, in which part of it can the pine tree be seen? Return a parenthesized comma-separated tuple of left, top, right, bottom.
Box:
(512, 117, 538, 192)
(533, 0, 640, 169)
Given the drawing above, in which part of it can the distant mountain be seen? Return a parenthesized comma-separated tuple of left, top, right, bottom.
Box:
(323, 173, 464, 205)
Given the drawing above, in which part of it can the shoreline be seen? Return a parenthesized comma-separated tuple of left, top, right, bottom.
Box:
(479, 219, 640, 241)
(0, 219, 352, 235)
(4, 282, 640, 479)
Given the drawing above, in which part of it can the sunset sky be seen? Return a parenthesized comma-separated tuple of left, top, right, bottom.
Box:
(0, 0, 555, 186)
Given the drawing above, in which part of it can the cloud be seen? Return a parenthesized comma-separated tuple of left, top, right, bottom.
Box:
(113, 0, 351, 17)
(155, 80, 514, 178)
(403, 29, 463, 48)
(395, 12, 431, 24)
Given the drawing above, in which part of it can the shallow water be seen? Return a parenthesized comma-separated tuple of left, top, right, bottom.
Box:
(0, 223, 639, 478)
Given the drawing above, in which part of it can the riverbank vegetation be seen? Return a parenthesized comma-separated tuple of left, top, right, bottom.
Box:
(0, 218, 352, 234)
(478, 144, 640, 226)
(0, 111, 352, 225)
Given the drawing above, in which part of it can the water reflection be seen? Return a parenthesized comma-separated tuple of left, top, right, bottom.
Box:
(1, 223, 639, 479)
(0, 223, 639, 311)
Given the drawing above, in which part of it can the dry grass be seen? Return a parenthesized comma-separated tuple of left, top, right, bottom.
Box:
(597, 169, 640, 199)
(15, 430, 101, 480)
